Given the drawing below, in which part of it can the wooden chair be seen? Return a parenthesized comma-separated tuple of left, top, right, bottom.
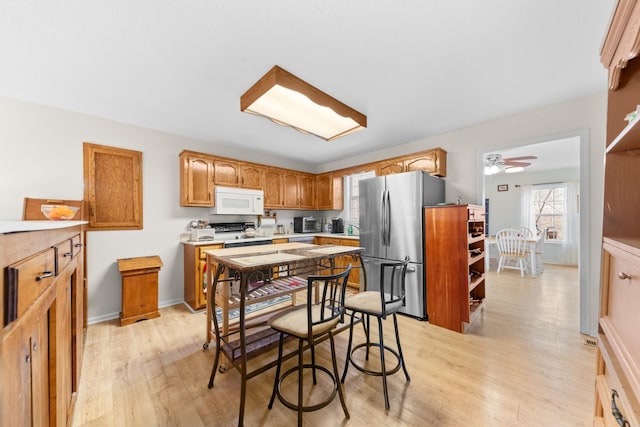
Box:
(496, 228, 529, 277)
(267, 265, 352, 426)
(341, 257, 411, 410)
(515, 226, 534, 239)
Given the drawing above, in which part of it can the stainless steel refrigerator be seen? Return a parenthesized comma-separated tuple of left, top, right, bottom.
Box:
(359, 171, 445, 319)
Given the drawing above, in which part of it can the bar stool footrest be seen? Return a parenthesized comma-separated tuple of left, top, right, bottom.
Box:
(348, 342, 403, 377)
(276, 364, 339, 413)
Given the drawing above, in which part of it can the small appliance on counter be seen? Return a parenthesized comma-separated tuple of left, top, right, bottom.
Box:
(293, 216, 321, 233)
(331, 218, 344, 234)
(188, 220, 216, 241)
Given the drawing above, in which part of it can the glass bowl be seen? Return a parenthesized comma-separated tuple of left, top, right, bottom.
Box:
(41, 204, 79, 220)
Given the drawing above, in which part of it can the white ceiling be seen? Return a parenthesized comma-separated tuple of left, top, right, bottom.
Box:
(0, 1, 614, 166)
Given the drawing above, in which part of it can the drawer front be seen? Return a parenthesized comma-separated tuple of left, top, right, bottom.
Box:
(71, 234, 82, 258)
(5, 247, 56, 324)
(596, 372, 639, 427)
(604, 249, 640, 368)
(198, 244, 223, 260)
(56, 238, 74, 273)
(467, 205, 485, 221)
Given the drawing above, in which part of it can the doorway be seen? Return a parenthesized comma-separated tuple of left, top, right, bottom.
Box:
(478, 130, 592, 335)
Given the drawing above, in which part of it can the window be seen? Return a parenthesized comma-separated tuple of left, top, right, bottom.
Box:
(344, 170, 376, 223)
(531, 184, 565, 241)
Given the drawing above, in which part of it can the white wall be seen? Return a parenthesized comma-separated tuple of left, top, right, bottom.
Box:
(0, 93, 607, 336)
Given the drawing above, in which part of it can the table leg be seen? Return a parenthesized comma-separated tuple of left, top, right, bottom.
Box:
(238, 272, 249, 427)
(530, 248, 537, 275)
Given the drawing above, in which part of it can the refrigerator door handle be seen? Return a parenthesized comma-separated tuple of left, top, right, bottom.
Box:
(407, 266, 416, 272)
(380, 190, 386, 244)
(385, 190, 391, 245)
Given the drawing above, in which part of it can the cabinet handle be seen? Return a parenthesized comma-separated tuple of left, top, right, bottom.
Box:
(36, 271, 54, 281)
(617, 272, 632, 280)
(63, 251, 73, 258)
(74, 243, 83, 248)
(610, 389, 630, 426)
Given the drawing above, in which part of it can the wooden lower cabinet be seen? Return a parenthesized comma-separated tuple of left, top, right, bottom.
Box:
(184, 243, 224, 311)
(314, 237, 361, 289)
(1, 225, 85, 427)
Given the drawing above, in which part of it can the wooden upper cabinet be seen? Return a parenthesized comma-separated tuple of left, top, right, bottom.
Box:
(180, 151, 214, 207)
(263, 168, 284, 208)
(214, 159, 240, 187)
(239, 163, 263, 189)
(376, 148, 447, 177)
(83, 142, 143, 230)
(283, 172, 299, 208)
(376, 160, 404, 176)
(405, 149, 447, 177)
(299, 174, 316, 209)
(317, 173, 343, 210)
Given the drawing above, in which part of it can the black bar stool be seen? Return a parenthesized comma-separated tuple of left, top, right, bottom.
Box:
(341, 257, 410, 410)
(268, 265, 352, 426)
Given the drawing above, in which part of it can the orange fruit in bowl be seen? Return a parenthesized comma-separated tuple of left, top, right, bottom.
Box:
(41, 205, 78, 220)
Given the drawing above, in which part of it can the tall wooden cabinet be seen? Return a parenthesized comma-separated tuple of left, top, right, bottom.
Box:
(424, 204, 486, 333)
(1, 224, 85, 426)
(595, 2, 640, 425)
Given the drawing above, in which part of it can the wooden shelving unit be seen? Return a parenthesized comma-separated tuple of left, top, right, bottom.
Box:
(594, 2, 640, 424)
(424, 204, 486, 333)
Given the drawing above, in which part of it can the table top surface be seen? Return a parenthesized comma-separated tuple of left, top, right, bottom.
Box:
(205, 242, 364, 271)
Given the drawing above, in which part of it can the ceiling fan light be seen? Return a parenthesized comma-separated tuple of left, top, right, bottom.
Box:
(241, 66, 367, 141)
(484, 164, 501, 175)
(505, 166, 524, 173)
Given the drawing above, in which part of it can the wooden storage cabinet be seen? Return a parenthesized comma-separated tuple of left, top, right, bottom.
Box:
(314, 237, 361, 289)
(424, 204, 485, 333)
(1, 225, 85, 427)
(596, 5, 640, 424)
(375, 148, 447, 178)
(83, 142, 143, 230)
(184, 243, 224, 311)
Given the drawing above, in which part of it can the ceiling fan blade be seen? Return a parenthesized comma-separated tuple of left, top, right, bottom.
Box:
(503, 161, 531, 167)
(503, 156, 537, 161)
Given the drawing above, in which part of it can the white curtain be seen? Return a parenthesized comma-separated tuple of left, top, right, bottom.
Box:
(559, 181, 579, 265)
(519, 185, 536, 232)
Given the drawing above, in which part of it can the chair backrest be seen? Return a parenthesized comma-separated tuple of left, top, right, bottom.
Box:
(515, 227, 534, 239)
(380, 256, 410, 317)
(306, 264, 352, 335)
(496, 228, 528, 256)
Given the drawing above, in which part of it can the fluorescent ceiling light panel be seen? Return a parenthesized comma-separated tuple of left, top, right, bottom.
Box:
(241, 66, 367, 141)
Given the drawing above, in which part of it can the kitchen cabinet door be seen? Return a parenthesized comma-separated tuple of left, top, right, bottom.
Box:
(83, 142, 143, 230)
(239, 163, 263, 189)
(376, 160, 404, 176)
(317, 173, 343, 210)
(299, 174, 316, 209)
(283, 172, 299, 208)
(180, 152, 214, 207)
(404, 149, 447, 177)
(214, 159, 240, 187)
(263, 168, 284, 208)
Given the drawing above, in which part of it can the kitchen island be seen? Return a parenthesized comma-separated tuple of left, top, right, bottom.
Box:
(204, 242, 364, 427)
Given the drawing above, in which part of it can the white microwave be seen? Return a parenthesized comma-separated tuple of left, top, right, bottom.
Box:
(211, 186, 264, 215)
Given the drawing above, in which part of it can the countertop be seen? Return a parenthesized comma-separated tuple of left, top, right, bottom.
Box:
(181, 232, 360, 246)
(0, 220, 88, 234)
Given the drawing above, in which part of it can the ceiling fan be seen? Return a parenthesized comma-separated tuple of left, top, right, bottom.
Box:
(484, 153, 537, 175)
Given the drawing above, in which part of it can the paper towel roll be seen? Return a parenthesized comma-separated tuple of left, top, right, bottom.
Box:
(258, 217, 276, 236)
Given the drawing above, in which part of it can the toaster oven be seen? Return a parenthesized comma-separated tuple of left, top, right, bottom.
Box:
(293, 216, 321, 233)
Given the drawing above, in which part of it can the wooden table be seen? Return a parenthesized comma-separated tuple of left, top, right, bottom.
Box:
(204, 242, 364, 427)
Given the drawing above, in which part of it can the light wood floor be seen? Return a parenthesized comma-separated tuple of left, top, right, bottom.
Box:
(72, 265, 596, 426)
